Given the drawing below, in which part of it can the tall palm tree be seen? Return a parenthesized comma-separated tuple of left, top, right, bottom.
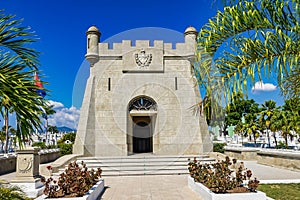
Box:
(259, 100, 277, 147)
(195, 0, 299, 114)
(281, 97, 300, 144)
(0, 11, 48, 149)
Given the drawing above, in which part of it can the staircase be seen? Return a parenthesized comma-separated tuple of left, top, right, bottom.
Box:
(59, 154, 214, 176)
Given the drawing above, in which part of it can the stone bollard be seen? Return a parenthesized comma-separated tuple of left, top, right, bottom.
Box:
(11, 147, 44, 198)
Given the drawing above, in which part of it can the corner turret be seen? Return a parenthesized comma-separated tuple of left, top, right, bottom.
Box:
(85, 26, 101, 66)
(184, 26, 197, 44)
(184, 26, 197, 62)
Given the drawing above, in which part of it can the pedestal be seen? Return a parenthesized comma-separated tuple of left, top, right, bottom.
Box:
(11, 147, 44, 198)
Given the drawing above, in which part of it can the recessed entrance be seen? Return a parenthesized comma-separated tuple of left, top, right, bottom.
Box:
(132, 116, 153, 153)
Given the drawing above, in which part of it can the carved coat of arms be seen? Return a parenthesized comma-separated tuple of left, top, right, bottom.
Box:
(18, 157, 33, 173)
(135, 49, 152, 68)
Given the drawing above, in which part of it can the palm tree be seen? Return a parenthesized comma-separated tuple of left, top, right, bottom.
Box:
(281, 97, 300, 144)
(195, 0, 299, 114)
(0, 10, 48, 149)
(259, 100, 277, 147)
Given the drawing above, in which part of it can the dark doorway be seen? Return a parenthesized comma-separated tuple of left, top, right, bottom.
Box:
(133, 117, 152, 153)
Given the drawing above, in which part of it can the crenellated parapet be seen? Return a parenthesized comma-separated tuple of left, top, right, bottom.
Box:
(97, 38, 196, 57)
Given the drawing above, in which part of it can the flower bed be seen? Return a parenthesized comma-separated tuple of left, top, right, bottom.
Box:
(35, 161, 104, 200)
(35, 179, 104, 200)
(188, 176, 267, 200)
(187, 156, 267, 200)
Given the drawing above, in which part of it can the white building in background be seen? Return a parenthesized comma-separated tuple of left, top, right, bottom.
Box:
(73, 26, 213, 156)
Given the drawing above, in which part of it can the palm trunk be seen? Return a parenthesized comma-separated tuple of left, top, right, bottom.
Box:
(45, 119, 48, 145)
(273, 133, 278, 148)
(284, 133, 288, 148)
(4, 108, 9, 154)
(266, 128, 270, 147)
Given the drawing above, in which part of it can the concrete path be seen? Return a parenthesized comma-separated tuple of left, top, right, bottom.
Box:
(100, 175, 201, 200)
(243, 160, 300, 183)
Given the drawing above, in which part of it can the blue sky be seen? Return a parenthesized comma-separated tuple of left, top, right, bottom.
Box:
(1, 0, 284, 128)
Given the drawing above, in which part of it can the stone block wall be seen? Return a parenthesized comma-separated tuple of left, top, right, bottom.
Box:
(0, 155, 17, 175)
(0, 149, 60, 175)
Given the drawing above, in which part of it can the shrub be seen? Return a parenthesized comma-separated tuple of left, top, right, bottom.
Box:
(57, 132, 76, 156)
(276, 141, 288, 149)
(32, 141, 47, 149)
(213, 142, 226, 153)
(58, 143, 72, 156)
(0, 181, 31, 200)
(188, 156, 259, 193)
(41, 161, 102, 198)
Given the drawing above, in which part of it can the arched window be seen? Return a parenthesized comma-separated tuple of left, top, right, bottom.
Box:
(129, 96, 157, 111)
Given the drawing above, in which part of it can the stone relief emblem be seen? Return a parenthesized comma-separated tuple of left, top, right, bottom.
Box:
(18, 157, 33, 173)
(135, 49, 152, 68)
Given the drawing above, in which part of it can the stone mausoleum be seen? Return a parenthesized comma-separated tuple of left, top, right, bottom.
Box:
(73, 26, 212, 156)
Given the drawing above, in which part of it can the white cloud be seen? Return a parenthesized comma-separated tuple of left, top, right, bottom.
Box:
(48, 100, 64, 109)
(252, 81, 277, 93)
(47, 100, 80, 129)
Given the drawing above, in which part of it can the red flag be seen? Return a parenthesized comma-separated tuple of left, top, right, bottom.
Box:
(34, 72, 43, 88)
(34, 72, 46, 98)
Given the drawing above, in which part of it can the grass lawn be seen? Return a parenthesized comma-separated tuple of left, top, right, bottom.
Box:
(257, 183, 300, 200)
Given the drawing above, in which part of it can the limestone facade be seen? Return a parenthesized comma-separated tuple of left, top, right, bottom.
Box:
(73, 26, 212, 156)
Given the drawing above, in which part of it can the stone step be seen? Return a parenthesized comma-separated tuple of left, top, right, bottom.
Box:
(102, 170, 189, 176)
(55, 169, 189, 177)
(57, 154, 213, 176)
(78, 155, 209, 160)
(76, 158, 213, 165)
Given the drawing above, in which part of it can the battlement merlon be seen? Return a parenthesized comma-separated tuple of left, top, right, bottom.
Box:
(85, 26, 198, 64)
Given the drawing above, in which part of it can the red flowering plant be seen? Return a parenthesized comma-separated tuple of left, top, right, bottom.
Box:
(46, 165, 53, 176)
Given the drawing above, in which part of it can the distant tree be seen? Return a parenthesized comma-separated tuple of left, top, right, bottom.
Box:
(234, 99, 260, 144)
(259, 100, 277, 147)
(223, 93, 258, 136)
(59, 132, 76, 143)
(48, 125, 58, 135)
(281, 98, 300, 145)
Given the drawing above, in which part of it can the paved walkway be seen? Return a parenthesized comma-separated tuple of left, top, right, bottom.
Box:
(2, 161, 300, 199)
(100, 175, 201, 200)
(243, 160, 300, 183)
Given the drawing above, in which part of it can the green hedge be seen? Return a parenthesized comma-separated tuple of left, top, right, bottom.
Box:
(32, 142, 47, 149)
(57, 143, 72, 156)
(213, 142, 226, 153)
